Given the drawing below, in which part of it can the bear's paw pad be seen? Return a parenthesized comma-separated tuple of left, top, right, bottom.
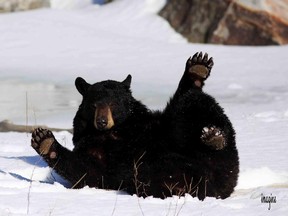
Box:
(186, 52, 214, 86)
(201, 126, 226, 150)
(31, 128, 57, 159)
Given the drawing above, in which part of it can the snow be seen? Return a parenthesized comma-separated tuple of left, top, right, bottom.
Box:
(0, 0, 288, 215)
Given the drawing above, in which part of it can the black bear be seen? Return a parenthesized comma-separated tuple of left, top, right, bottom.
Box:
(31, 52, 239, 200)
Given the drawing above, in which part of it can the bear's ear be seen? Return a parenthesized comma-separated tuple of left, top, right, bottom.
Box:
(122, 74, 132, 89)
(75, 77, 91, 96)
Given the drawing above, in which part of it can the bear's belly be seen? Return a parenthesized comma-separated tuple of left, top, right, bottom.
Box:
(87, 147, 106, 164)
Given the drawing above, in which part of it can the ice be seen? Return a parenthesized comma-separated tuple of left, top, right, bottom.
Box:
(237, 167, 288, 189)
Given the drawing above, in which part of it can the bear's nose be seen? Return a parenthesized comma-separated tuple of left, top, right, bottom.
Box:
(94, 105, 115, 130)
(96, 117, 108, 130)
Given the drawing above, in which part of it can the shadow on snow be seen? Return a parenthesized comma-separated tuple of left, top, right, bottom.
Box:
(0, 155, 71, 188)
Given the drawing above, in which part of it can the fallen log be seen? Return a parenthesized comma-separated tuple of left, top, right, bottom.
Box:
(0, 120, 73, 134)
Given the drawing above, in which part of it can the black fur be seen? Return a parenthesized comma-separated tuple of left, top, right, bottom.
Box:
(31, 53, 239, 200)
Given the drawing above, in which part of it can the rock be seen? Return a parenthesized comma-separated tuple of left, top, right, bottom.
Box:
(0, 0, 49, 13)
(159, 0, 231, 43)
(159, 0, 288, 45)
(211, 0, 288, 45)
(0, 119, 73, 133)
(50, 0, 92, 9)
(92, 0, 113, 5)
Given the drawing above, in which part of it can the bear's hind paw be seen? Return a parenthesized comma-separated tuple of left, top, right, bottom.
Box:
(31, 128, 58, 159)
(201, 126, 226, 150)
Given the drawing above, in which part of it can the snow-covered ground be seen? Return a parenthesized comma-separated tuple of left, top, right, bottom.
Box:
(0, 0, 288, 215)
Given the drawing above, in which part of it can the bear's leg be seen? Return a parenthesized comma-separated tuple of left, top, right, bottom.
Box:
(164, 53, 214, 117)
(177, 52, 214, 94)
(201, 126, 226, 150)
(31, 128, 88, 187)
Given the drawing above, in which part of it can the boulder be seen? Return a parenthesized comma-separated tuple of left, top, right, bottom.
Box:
(0, 0, 49, 13)
(92, 0, 113, 5)
(159, 0, 288, 45)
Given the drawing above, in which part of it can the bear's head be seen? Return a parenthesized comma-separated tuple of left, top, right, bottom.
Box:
(75, 75, 133, 131)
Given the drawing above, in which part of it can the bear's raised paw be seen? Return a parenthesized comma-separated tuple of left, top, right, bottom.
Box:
(186, 52, 214, 88)
(201, 126, 226, 150)
(31, 128, 58, 159)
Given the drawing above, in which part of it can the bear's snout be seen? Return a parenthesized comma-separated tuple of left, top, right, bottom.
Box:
(96, 117, 108, 130)
(94, 105, 114, 130)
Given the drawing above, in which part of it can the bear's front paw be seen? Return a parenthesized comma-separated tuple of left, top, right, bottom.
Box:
(31, 128, 58, 159)
(201, 126, 226, 150)
(186, 52, 214, 88)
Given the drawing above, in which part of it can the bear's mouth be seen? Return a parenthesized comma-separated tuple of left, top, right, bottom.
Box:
(94, 105, 115, 131)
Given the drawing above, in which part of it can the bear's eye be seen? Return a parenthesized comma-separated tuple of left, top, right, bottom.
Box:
(90, 104, 97, 109)
(108, 102, 114, 108)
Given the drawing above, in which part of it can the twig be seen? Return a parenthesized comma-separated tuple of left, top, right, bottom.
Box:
(27, 155, 45, 215)
(71, 173, 87, 189)
(26, 91, 33, 215)
(27, 165, 36, 215)
(26, 91, 28, 134)
(175, 196, 187, 216)
(133, 152, 146, 216)
(111, 181, 123, 216)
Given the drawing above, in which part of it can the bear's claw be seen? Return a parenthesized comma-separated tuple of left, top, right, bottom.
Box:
(186, 52, 214, 88)
(201, 126, 226, 150)
(31, 128, 58, 159)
